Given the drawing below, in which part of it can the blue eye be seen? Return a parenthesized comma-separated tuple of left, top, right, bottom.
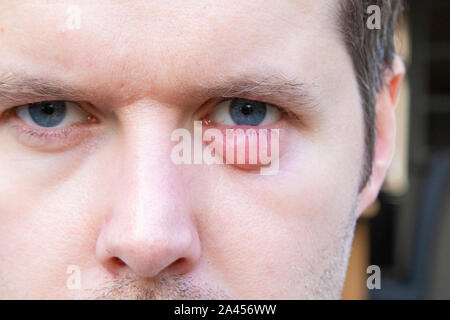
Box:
(16, 101, 88, 128)
(27, 101, 67, 127)
(210, 98, 281, 127)
(229, 98, 267, 126)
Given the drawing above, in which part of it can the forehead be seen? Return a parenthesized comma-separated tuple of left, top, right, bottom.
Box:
(0, 0, 343, 105)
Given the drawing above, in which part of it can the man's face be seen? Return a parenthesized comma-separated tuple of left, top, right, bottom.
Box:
(0, 0, 366, 299)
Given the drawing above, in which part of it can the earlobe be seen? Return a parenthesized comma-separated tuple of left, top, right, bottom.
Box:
(356, 55, 405, 217)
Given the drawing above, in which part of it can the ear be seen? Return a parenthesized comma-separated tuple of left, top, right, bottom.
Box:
(356, 55, 405, 217)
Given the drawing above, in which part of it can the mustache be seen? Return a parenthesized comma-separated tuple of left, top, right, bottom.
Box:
(89, 273, 230, 300)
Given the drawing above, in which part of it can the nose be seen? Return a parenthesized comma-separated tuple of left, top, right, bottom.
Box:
(96, 107, 201, 278)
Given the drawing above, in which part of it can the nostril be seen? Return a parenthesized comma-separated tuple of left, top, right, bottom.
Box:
(101, 256, 127, 275)
(173, 257, 186, 266)
(170, 257, 191, 274)
(111, 257, 126, 266)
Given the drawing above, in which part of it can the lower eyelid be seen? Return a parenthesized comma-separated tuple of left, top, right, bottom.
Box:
(6, 120, 99, 152)
(201, 116, 283, 129)
(200, 122, 283, 168)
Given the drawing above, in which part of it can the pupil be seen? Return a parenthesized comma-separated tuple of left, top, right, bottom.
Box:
(240, 104, 253, 115)
(41, 103, 55, 115)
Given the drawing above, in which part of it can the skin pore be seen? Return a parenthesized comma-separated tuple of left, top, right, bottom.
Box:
(0, 0, 403, 299)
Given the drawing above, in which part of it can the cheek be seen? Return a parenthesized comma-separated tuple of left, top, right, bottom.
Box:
(0, 137, 108, 297)
(0, 195, 80, 298)
(191, 91, 364, 296)
(193, 150, 358, 298)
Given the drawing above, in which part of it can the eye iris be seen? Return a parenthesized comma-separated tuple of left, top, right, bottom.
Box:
(28, 101, 67, 127)
(229, 98, 267, 126)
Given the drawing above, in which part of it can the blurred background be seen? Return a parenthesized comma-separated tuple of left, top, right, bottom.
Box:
(342, 0, 450, 299)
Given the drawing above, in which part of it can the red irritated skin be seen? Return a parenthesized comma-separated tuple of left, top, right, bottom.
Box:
(200, 119, 284, 174)
(197, 96, 298, 173)
(0, 0, 403, 299)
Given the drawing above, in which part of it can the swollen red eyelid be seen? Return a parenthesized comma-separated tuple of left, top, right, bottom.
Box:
(202, 122, 281, 170)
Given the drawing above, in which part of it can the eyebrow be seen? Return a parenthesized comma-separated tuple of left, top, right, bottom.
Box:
(0, 72, 85, 106)
(203, 74, 320, 112)
(0, 72, 320, 113)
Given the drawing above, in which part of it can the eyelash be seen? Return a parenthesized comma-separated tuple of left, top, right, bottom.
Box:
(3, 102, 99, 150)
(2, 97, 298, 150)
(199, 97, 298, 127)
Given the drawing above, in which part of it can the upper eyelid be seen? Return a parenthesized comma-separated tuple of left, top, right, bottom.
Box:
(206, 98, 285, 126)
(11, 100, 98, 126)
(23, 100, 98, 118)
(194, 97, 279, 122)
(0, 92, 314, 130)
(218, 98, 303, 126)
(213, 94, 312, 121)
(4, 96, 293, 123)
(214, 97, 293, 121)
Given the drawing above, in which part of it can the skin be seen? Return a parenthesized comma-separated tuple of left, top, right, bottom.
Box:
(0, 0, 404, 299)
